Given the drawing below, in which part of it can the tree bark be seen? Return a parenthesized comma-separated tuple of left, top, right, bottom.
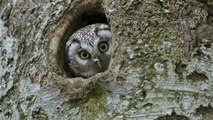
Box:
(0, 0, 213, 120)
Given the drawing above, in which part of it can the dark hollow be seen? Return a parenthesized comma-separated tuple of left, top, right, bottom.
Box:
(57, 4, 109, 78)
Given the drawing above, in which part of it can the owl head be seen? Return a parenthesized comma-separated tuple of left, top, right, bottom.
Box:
(65, 24, 112, 78)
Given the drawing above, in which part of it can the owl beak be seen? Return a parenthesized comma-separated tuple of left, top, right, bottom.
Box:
(93, 58, 102, 71)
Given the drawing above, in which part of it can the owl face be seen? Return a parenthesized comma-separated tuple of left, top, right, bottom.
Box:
(66, 24, 112, 78)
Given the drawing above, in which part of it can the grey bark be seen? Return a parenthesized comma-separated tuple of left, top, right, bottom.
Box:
(0, 0, 213, 120)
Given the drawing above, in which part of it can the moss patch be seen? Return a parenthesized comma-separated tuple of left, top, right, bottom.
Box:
(81, 85, 110, 119)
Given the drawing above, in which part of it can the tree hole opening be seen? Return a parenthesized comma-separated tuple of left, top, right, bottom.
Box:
(57, 3, 110, 78)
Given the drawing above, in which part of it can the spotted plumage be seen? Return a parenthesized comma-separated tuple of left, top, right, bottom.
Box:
(65, 23, 112, 78)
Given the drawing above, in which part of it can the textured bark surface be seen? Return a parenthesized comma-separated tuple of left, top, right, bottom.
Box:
(0, 0, 213, 120)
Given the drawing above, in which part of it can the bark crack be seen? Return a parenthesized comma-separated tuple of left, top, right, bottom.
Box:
(179, 7, 192, 56)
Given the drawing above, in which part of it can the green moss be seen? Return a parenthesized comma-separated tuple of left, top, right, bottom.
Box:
(208, 0, 213, 3)
(81, 85, 110, 120)
(1, 0, 13, 12)
(207, 35, 213, 39)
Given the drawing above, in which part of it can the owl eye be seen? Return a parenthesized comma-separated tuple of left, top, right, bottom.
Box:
(79, 50, 90, 59)
(98, 42, 108, 52)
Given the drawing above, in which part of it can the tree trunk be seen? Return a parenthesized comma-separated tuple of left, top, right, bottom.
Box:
(1, 0, 213, 120)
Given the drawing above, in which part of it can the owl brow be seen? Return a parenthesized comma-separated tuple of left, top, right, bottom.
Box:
(100, 26, 110, 31)
(99, 38, 110, 43)
(94, 27, 99, 35)
(71, 38, 80, 44)
(94, 25, 110, 34)
(66, 38, 80, 53)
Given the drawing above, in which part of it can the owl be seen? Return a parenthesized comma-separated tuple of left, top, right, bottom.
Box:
(65, 23, 112, 78)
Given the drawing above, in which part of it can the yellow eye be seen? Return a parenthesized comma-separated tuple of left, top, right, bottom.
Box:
(79, 50, 90, 59)
(99, 42, 108, 52)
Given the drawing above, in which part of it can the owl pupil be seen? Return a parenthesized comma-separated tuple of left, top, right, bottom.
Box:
(82, 52, 87, 57)
(101, 45, 106, 50)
